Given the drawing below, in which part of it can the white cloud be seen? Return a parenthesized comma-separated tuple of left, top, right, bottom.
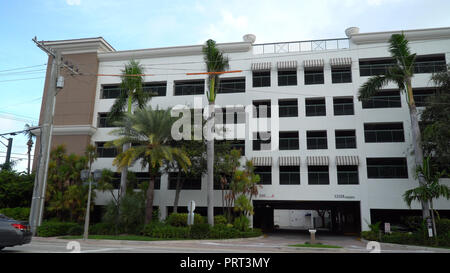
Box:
(66, 0, 81, 6)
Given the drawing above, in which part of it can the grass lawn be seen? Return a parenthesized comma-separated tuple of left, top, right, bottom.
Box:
(59, 235, 183, 241)
(288, 243, 342, 249)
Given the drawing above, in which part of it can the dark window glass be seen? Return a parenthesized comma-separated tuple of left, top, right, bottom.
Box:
(174, 80, 204, 96)
(364, 123, 404, 143)
(366, 158, 408, 178)
(279, 99, 298, 117)
(131, 172, 161, 189)
(332, 67, 352, 83)
(278, 70, 297, 86)
(253, 71, 271, 87)
(168, 172, 201, 190)
(214, 173, 232, 190)
(279, 131, 299, 150)
(305, 98, 326, 116)
(111, 172, 121, 189)
(413, 88, 437, 107)
(220, 107, 246, 124)
(361, 90, 401, 109)
(280, 166, 300, 185)
(253, 132, 271, 151)
(96, 142, 117, 158)
(305, 69, 324, 85)
(254, 166, 272, 185)
(308, 166, 329, 185)
(218, 78, 245, 93)
(414, 55, 447, 74)
(98, 113, 114, 128)
(307, 131, 327, 149)
(101, 85, 122, 99)
(143, 82, 166, 96)
(359, 59, 395, 76)
(333, 97, 354, 115)
(253, 100, 271, 118)
(337, 166, 359, 185)
(335, 130, 356, 149)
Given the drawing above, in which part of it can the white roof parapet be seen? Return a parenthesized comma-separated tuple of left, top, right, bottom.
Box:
(279, 156, 301, 166)
(251, 62, 272, 71)
(306, 156, 329, 166)
(336, 156, 360, 166)
(277, 60, 298, 70)
(330, 57, 352, 67)
(252, 156, 273, 166)
(303, 59, 325, 69)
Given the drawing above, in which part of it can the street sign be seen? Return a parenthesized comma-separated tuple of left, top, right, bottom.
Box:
(187, 200, 196, 226)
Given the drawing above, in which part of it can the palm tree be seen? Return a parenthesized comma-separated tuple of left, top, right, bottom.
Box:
(403, 156, 449, 238)
(23, 124, 35, 174)
(111, 106, 191, 224)
(358, 33, 430, 219)
(202, 39, 229, 226)
(108, 60, 150, 197)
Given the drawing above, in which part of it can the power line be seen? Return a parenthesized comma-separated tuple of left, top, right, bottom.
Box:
(0, 76, 45, 83)
(0, 64, 46, 73)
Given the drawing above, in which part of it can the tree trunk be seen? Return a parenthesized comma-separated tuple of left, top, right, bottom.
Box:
(145, 173, 156, 224)
(406, 79, 431, 219)
(120, 95, 133, 198)
(207, 101, 215, 226)
(430, 200, 437, 241)
(173, 171, 183, 213)
(27, 140, 32, 174)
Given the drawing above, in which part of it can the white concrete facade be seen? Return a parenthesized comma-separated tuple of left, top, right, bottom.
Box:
(46, 27, 450, 231)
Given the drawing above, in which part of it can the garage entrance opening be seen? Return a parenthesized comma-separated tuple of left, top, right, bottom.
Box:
(253, 200, 361, 234)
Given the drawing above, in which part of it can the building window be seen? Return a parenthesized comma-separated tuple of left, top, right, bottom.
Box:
(413, 88, 437, 107)
(174, 80, 204, 96)
(280, 166, 300, 185)
(220, 107, 245, 124)
(254, 166, 272, 185)
(96, 142, 117, 158)
(337, 166, 359, 185)
(364, 123, 405, 143)
(279, 131, 299, 150)
(335, 130, 356, 149)
(307, 131, 327, 150)
(305, 98, 326, 116)
(308, 166, 329, 185)
(304, 69, 324, 85)
(97, 113, 114, 128)
(278, 70, 297, 86)
(253, 100, 271, 118)
(168, 172, 201, 190)
(253, 132, 271, 151)
(130, 172, 161, 189)
(414, 55, 447, 74)
(359, 58, 395, 77)
(143, 82, 166, 97)
(101, 84, 122, 99)
(366, 158, 408, 179)
(333, 97, 354, 115)
(361, 90, 401, 109)
(217, 140, 245, 156)
(218, 78, 245, 93)
(110, 172, 121, 189)
(332, 67, 352, 83)
(253, 71, 271, 87)
(278, 99, 298, 117)
(214, 173, 232, 190)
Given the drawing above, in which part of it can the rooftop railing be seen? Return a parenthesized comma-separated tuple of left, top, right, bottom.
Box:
(253, 38, 350, 55)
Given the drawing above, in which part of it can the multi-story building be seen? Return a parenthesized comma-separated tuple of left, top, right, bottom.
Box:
(35, 26, 450, 233)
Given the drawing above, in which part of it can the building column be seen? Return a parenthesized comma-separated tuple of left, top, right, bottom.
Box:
(360, 199, 371, 231)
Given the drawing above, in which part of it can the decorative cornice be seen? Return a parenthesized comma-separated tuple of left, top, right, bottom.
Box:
(351, 27, 450, 45)
(31, 125, 97, 136)
(42, 37, 115, 55)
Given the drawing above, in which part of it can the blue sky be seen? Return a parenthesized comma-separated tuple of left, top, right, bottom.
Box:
(1, 0, 450, 171)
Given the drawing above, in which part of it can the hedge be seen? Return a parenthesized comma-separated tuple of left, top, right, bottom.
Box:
(37, 221, 83, 237)
(166, 213, 205, 227)
(0, 207, 30, 221)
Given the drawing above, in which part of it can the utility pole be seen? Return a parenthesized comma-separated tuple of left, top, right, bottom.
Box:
(4, 138, 13, 166)
(29, 37, 80, 235)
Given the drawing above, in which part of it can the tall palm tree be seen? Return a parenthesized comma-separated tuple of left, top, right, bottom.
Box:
(358, 33, 430, 219)
(23, 124, 35, 174)
(403, 156, 449, 238)
(202, 39, 229, 226)
(111, 106, 191, 224)
(108, 60, 150, 197)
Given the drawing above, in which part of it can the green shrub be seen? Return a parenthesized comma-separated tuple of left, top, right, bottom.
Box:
(90, 223, 114, 235)
(142, 222, 189, 239)
(68, 225, 84, 236)
(190, 223, 210, 239)
(214, 215, 228, 225)
(209, 224, 240, 239)
(436, 218, 450, 235)
(240, 228, 263, 238)
(166, 213, 204, 227)
(233, 215, 250, 232)
(0, 207, 30, 221)
(37, 221, 82, 237)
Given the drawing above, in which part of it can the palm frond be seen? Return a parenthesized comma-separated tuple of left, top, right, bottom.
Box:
(357, 75, 389, 100)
